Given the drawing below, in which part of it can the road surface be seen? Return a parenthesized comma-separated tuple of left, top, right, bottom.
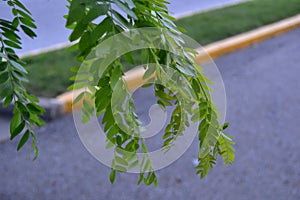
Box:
(0, 26, 299, 199)
(0, 114, 10, 142)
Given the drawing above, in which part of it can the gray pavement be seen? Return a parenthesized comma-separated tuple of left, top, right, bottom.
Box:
(0, 98, 64, 142)
(0, 0, 245, 54)
(0, 27, 300, 199)
(0, 114, 10, 142)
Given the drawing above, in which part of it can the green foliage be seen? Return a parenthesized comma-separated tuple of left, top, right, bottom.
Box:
(67, 0, 235, 186)
(17, 0, 300, 97)
(1, 0, 235, 185)
(1, 0, 44, 158)
(109, 169, 116, 184)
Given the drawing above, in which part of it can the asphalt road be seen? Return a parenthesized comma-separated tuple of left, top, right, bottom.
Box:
(0, 0, 245, 53)
(0, 114, 10, 142)
(0, 27, 300, 199)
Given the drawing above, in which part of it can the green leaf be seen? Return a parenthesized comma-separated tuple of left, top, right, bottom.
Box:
(73, 92, 85, 105)
(109, 169, 116, 184)
(115, 165, 127, 172)
(91, 17, 113, 43)
(128, 160, 139, 170)
(153, 179, 158, 187)
(113, 0, 137, 20)
(17, 130, 30, 151)
(111, 10, 131, 28)
(157, 99, 172, 107)
(141, 142, 148, 153)
(82, 99, 94, 123)
(29, 113, 45, 128)
(0, 83, 13, 99)
(14, 8, 34, 21)
(116, 135, 122, 146)
(107, 126, 119, 141)
(219, 134, 235, 165)
(0, 72, 9, 85)
(9, 60, 28, 74)
(27, 103, 45, 115)
(115, 156, 128, 166)
(10, 109, 21, 132)
(79, 31, 92, 52)
(198, 126, 220, 158)
(138, 173, 144, 185)
(12, 17, 19, 27)
(66, 0, 86, 26)
(95, 86, 111, 113)
(4, 47, 17, 56)
(163, 137, 173, 147)
(10, 121, 25, 140)
(7, 0, 14, 6)
(175, 64, 195, 76)
(11, 70, 29, 83)
(13, 0, 31, 14)
(31, 132, 39, 160)
(195, 154, 216, 178)
(20, 17, 37, 29)
(16, 101, 30, 118)
(123, 52, 135, 64)
(2, 94, 13, 107)
(69, 20, 87, 41)
(2, 30, 21, 44)
(20, 25, 36, 38)
(12, 8, 19, 16)
(222, 122, 229, 131)
(0, 19, 16, 29)
(143, 65, 156, 80)
(110, 66, 123, 89)
(0, 53, 7, 59)
(191, 107, 206, 122)
(85, 3, 108, 23)
(124, 0, 135, 7)
(142, 82, 153, 88)
(155, 89, 176, 101)
(142, 159, 152, 173)
(3, 40, 22, 49)
(147, 172, 156, 185)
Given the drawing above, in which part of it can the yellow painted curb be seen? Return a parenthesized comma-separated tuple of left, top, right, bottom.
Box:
(56, 14, 300, 113)
(56, 88, 85, 113)
(56, 67, 150, 113)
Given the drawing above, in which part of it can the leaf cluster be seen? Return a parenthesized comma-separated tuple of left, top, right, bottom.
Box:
(1, 0, 44, 157)
(66, 0, 236, 185)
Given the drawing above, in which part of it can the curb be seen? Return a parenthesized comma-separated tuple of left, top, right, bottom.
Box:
(57, 14, 300, 113)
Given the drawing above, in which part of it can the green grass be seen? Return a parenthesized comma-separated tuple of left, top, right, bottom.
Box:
(176, 0, 300, 45)
(23, 49, 79, 97)
(23, 0, 300, 97)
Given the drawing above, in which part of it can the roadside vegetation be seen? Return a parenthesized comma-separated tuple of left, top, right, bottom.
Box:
(23, 0, 300, 97)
